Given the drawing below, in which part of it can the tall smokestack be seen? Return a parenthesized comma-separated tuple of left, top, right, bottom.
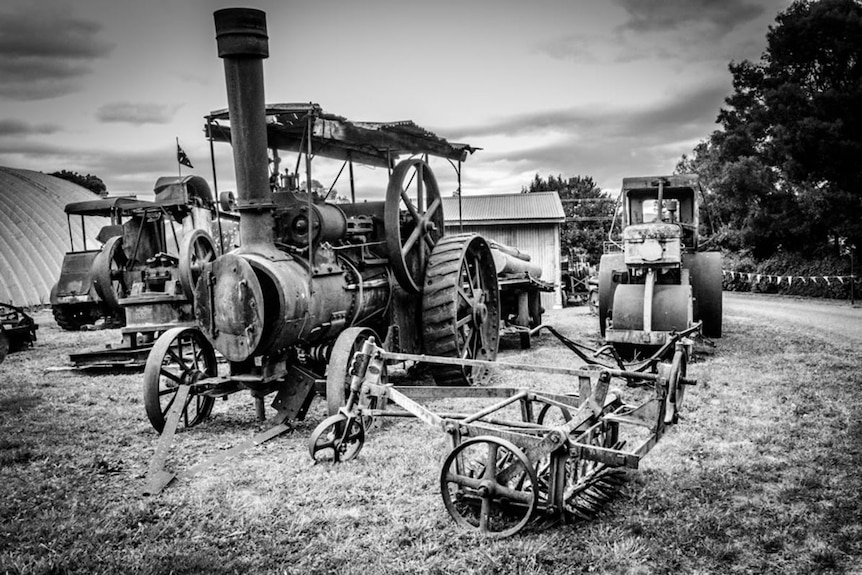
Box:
(214, 8, 273, 248)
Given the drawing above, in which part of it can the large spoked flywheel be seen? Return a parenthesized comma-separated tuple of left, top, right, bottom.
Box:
(384, 159, 444, 293)
(422, 234, 500, 386)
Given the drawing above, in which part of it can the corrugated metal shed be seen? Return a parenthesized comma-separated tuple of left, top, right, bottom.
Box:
(442, 192, 565, 309)
(0, 167, 106, 307)
(442, 192, 565, 225)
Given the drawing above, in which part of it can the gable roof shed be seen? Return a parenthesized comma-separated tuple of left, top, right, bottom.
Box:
(442, 192, 565, 226)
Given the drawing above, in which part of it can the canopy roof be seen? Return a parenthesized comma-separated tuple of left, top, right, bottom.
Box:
(204, 103, 477, 168)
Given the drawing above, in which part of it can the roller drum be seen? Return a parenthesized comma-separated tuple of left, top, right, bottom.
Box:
(611, 284, 692, 332)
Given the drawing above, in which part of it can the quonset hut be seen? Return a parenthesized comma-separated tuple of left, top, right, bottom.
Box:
(0, 166, 106, 307)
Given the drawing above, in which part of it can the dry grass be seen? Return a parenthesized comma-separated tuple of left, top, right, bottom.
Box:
(1, 302, 860, 574)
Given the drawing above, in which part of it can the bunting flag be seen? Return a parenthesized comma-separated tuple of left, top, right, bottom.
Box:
(721, 270, 857, 286)
(177, 140, 193, 168)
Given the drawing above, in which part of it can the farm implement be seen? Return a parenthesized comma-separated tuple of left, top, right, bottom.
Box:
(308, 324, 699, 537)
(0, 303, 38, 364)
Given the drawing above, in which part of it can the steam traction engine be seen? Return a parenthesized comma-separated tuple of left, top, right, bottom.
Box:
(143, 8, 499, 438)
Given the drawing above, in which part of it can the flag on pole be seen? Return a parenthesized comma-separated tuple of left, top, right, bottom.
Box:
(177, 140, 193, 168)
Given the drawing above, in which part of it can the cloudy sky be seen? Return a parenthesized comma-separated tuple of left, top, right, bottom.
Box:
(0, 0, 792, 200)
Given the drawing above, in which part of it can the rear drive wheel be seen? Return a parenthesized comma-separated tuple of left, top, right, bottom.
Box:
(92, 235, 127, 311)
(52, 304, 101, 331)
(688, 252, 723, 338)
(143, 327, 216, 433)
(422, 234, 499, 386)
(598, 253, 625, 338)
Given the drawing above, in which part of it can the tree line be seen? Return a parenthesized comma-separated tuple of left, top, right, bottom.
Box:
(526, 0, 861, 291)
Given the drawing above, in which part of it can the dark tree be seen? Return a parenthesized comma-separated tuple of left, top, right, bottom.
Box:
(522, 174, 614, 263)
(49, 170, 107, 196)
(695, 0, 862, 257)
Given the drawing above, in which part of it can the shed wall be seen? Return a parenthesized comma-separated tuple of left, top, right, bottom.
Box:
(445, 223, 562, 310)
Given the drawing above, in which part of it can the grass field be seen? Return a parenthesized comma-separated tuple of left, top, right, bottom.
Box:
(1, 302, 860, 574)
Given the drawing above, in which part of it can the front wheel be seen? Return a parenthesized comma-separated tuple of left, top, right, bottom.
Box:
(143, 327, 217, 433)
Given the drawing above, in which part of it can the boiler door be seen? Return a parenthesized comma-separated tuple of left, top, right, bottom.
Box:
(194, 253, 264, 361)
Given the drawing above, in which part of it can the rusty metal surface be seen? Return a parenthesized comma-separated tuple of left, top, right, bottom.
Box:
(195, 254, 264, 361)
(205, 105, 475, 168)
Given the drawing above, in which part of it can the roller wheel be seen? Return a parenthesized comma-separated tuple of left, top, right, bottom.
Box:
(384, 159, 444, 293)
(52, 303, 101, 331)
(0, 331, 8, 364)
(598, 253, 625, 338)
(92, 235, 127, 311)
(588, 288, 599, 315)
(179, 229, 217, 300)
(325, 327, 382, 417)
(663, 347, 688, 424)
(143, 327, 216, 433)
(308, 413, 365, 463)
(440, 436, 538, 537)
(688, 252, 723, 338)
(422, 234, 500, 386)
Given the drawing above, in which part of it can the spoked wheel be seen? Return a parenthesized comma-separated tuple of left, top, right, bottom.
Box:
(179, 229, 217, 300)
(92, 235, 127, 310)
(535, 400, 573, 426)
(308, 413, 365, 463)
(422, 234, 500, 386)
(143, 327, 217, 433)
(384, 159, 444, 293)
(325, 327, 385, 420)
(440, 436, 538, 538)
(663, 347, 688, 424)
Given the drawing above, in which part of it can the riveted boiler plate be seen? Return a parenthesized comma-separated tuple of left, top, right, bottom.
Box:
(194, 253, 264, 361)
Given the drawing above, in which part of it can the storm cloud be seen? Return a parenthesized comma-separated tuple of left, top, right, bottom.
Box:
(95, 102, 181, 125)
(613, 0, 766, 36)
(0, 119, 60, 137)
(0, 6, 113, 100)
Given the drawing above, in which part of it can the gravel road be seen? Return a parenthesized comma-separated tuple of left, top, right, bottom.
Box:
(724, 291, 862, 345)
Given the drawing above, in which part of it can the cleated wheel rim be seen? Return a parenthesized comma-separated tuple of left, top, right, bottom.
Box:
(440, 436, 538, 538)
(384, 159, 444, 293)
(308, 413, 365, 463)
(143, 327, 216, 433)
(179, 229, 217, 300)
(422, 234, 499, 386)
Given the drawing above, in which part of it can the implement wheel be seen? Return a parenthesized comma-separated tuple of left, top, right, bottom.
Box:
(143, 327, 216, 433)
(384, 159, 444, 293)
(662, 347, 688, 424)
(440, 436, 538, 537)
(308, 413, 365, 463)
(422, 234, 500, 386)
